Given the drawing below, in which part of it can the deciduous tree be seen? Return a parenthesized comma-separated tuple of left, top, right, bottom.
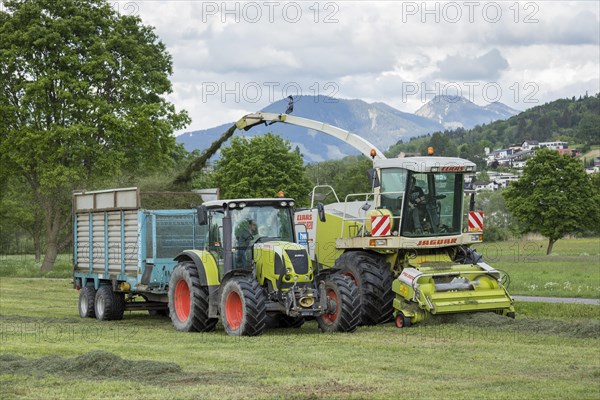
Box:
(212, 134, 312, 203)
(503, 148, 594, 254)
(0, 0, 189, 271)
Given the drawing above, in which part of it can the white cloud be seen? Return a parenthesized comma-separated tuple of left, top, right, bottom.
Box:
(326, 145, 346, 160)
(129, 1, 600, 133)
(437, 49, 509, 80)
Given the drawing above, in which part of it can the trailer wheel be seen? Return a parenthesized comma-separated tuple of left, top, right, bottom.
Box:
(337, 252, 394, 325)
(94, 286, 125, 321)
(220, 276, 267, 336)
(168, 262, 217, 332)
(79, 286, 96, 318)
(317, 275, 361, 333)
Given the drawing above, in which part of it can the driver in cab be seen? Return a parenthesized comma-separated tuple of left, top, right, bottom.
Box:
(236, 219, 258, 248)
(235, 219, 258, 268)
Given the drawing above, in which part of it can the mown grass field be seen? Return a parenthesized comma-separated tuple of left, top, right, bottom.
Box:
(0, 238, 599, 399)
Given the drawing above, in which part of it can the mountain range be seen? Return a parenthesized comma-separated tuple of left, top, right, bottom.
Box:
(177, 95, 520, 163)
(415, 95, 520, 130)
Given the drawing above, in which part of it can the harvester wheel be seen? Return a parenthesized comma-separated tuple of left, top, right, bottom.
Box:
(336, 252, 394, 325)
(394, 312, 412, 329)
(78, 286, 96, 318)
(94, 286, 125, 321)
(220, 276, 267, 336)
(168, 262, 217, 332)
(317, 275, 361, 333)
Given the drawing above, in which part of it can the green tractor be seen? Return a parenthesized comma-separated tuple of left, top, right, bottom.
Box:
(169, 198, 361, 336)
(235, 112, 515, 328)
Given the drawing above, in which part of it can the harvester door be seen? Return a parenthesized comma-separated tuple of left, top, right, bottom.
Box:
(380, 167, 408, 218)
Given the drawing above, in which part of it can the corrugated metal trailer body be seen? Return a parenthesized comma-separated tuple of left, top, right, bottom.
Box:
(73, 188, 202, 295)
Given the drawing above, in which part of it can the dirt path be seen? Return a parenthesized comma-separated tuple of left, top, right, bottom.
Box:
(514, 295, 600, 306)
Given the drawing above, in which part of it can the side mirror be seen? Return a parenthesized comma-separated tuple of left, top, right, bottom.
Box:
(367, 168, 380, 188)
(317, 203, 326, 222)
(469, 192, 476, 211)
(196, 205, 208, 225)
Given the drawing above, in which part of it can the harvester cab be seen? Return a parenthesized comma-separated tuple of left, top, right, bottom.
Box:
(170, 198, 361, 336)
(235, 111, 515, 328)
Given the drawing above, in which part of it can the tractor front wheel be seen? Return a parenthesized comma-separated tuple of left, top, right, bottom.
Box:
(220, 276, 267, 336)
(317, 275, 361, 333)
(168, 262, 217, 332)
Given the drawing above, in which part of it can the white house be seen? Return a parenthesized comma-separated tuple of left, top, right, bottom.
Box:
(539, 141, 568, 150)
(521, 140, 539, 150)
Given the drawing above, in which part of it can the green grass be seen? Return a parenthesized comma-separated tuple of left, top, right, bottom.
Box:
(3, 237, 599, 299)
(473, 238, 600, 298)
(1, 278, 599, 399)
(0, 254, 72, 279)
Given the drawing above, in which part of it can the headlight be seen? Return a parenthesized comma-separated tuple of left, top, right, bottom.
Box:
(280, 201, 288, 207)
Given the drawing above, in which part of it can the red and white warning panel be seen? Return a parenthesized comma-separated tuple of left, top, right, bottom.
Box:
(371, 214, 391, 237)
(468, 211, 484, 232)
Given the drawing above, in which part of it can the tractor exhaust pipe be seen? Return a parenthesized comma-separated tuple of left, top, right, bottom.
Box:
(223, 203, 233, 274)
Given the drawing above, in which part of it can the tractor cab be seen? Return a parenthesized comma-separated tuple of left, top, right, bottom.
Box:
(197, 198, 297, 276)
(306, 156, 480, 254)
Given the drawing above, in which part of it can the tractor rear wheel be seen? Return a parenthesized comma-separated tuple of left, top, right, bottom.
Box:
(336, 252, 394, 325)
(79, 286, 96, 318)
(168, 262, 217, 332)
(94, 286, 125, 321)
(220, 276, 267, 336)
(317, 275, 361, 333)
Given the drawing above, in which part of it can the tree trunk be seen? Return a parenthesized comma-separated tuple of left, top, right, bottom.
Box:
(546, 238, 556, 255)
(33, 234, 42, 263)
(41, 240, 58, 272)
(40, 197, 69, 272)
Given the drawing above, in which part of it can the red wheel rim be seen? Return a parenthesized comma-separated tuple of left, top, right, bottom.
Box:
(174, 279, 191, 321)
(395, 315, 403, 328)
(321, 288, 339, 325)
(343, 272, 357, 285)
(225, 291, 243, 330)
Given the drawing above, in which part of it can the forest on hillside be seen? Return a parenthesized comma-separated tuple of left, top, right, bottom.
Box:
(387, 94, 600, 163)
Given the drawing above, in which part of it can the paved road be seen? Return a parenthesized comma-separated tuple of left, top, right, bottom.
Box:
(514, 295, 600, 306)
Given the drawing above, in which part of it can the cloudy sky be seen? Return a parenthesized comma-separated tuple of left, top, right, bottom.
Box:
(123, 1, 599, 133)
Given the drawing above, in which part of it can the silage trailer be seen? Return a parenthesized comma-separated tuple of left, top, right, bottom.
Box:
(73, 187, 202, 319)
